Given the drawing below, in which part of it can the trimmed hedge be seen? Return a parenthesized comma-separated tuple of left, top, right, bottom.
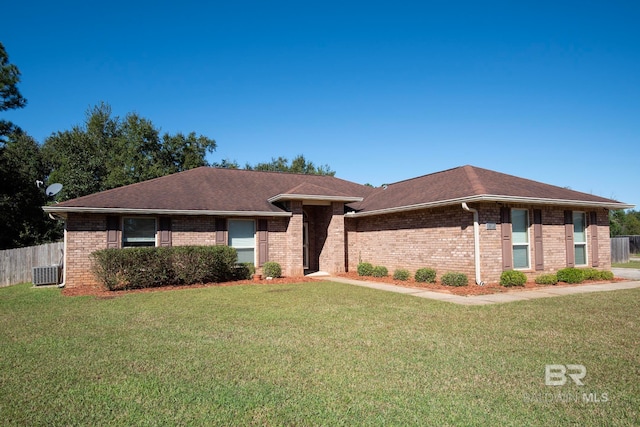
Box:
(500, 270, 527, 287)
(393, 269, 410, 281)
(263, 261, 282, 278)
(441, 272, 468, 287)
(415, 268, 437, 283)
(535, 274, 558, 285)
(372, 265, 388, 278)
(91, 246, 239, 291)
(357, 262, 374, 276)
(556, 267, 585, 284)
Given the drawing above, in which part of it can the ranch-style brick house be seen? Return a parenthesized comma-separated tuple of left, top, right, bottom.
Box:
(44, 165, 633, 289)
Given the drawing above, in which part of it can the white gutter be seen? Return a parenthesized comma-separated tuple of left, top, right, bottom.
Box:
(462, 203, 484, 286)
(346, 195, 634, 218)
(43, 206, 293, 217)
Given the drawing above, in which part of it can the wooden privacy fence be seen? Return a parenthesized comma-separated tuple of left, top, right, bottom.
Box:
(620, 235, 640, 254)
(0, 242, 64, 287)
(611, 237, 630, 264)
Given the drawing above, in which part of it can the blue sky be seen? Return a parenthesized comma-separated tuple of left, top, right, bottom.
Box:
(3, 1, 638, 208)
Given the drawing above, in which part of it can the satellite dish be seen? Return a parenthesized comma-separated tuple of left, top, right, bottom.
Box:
(45, 183, 63, 197)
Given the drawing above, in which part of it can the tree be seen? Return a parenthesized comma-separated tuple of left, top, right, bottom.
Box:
(245, 154, 335, 176)
(0, 133, 61, 249)
(610, 210, 640, 237)
(0, 42, 27, 144)
(42, 103, 217, 200)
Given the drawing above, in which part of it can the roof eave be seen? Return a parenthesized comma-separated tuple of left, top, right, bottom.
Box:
(267, 194, 364, 203)
(42, 206, 293, 217)
(346, 195, 634, 218)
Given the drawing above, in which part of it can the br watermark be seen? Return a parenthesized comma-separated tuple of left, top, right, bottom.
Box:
(522, 364, 610, 404)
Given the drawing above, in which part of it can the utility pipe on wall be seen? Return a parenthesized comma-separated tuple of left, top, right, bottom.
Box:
(462, 203, 484, 286)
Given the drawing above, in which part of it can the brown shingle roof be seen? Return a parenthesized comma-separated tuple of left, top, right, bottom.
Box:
(48, 167, 374, 215)
(45, 165, 631, 216)
(350, 165, 628, 214)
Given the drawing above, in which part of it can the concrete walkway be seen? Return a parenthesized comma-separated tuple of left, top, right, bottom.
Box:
(317, 275, 640, 306)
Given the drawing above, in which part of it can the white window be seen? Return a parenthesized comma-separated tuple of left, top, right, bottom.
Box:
(122, 217, 156, 247)
(512, 209, 530, 269)
(228, 220, 255, 264)
(573, 212, 587, 265)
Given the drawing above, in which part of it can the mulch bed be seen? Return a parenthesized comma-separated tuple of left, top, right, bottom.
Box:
(61, 272, 628, 298)
(334, 271, 629, 296)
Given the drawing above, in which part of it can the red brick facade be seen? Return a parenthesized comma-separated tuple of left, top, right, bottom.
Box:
(62, 202, 612, 289)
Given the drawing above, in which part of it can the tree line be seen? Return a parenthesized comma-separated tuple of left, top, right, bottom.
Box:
(0, 42, 333, 249)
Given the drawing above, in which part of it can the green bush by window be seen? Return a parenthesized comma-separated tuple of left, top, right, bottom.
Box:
(415, 268, 437, 283)
(262, 262, 282, 278)
(556, 268, 585, 284)
(372, 265, 388, 278)
(500, 270, 527, 287)
(357, 262, 374, 276)
(393, 269, 410, 281)
(91, 245, 239, 291)
(535, 274, 558, 285)
(595, 270, 614, 280)
(441, 272, 468, 287)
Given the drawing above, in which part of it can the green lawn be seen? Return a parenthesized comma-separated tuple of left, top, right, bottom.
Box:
(613, 260, 640, 269)
(1, 282, 638, 426)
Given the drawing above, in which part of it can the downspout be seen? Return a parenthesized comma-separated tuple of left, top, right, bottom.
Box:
(462, 203, 485, 286)
(57, 222, 67, 288)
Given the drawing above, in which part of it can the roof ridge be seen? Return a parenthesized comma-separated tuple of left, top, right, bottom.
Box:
(462, 165, 487, 195)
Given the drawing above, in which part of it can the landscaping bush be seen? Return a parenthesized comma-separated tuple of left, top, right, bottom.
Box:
(556, 267, 585, 284)
(441, 272, 468, 287)
(579, 268, 614, 281)
(91, 245, 239, 290)
(357, 262, 374, 276)
(500, 270, 527, 287)
(372, 265, 388, 278)
(233, 262, 255, 280)
(262, 261, 282, 278)
(414, 268, 437, 283)
(535, 274, 558, 285)
(393, 269, 410, 281)
(595, 270, 614, 280)
(580, 268, 600, 281)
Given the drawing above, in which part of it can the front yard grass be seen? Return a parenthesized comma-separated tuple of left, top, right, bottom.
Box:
(1, 282, 638, 426)
(612, 259, 640, 269)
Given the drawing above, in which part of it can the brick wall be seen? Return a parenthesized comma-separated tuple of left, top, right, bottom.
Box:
(65, 213, 108, 288)
(346, 204, 612, 284)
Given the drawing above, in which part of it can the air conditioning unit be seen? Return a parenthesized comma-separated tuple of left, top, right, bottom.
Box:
(32, 265, 61, 286)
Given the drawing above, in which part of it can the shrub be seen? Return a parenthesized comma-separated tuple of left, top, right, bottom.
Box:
(372, 265, 388, 278)
(393, 269, 410, 281)
(535, 274, 558, 285)
(441, 272, 468, 287)
(233, 262, 255, 280)
(262, 262, 282, 278)
(500, 270, 527, 287)
(91, 245, 239, 291)
(415, 268, 437, 283)
(556, 268, 585, 284)
(596, 270, 614, 280)
(357, 262, 374, 276)
(578, 268, 614, 281)
(580, 268, 600, 281)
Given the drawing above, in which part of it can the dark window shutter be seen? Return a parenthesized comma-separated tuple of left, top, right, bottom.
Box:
(590, 211, 599, 267)
(500, 207, 512, 270)
(564, 210, 575, 267)
(533, 209, 544, 271)
(257, 219, 269, 266)
(106, 216, 120, 249)
(215, 218, 227, 245)
(159, 217, 172, 247)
